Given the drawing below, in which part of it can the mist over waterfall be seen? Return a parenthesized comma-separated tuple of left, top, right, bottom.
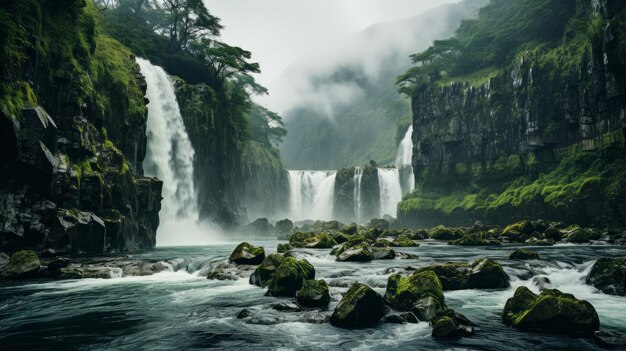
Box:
(396, 125, 415, 195)
(138, 58, 222, 246)
(287, 171, 337, 222)
(378, 168, 403, 218)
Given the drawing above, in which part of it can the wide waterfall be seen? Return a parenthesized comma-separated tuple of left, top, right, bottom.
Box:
(287, 170, 337, 221)
(138, 58, 220, 246)
(377, 168, 403, 218)
(353, 167, 364, 224)
(396, 125, 415, 194)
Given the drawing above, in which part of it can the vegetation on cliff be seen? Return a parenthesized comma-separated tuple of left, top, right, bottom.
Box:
(101, 0, 286, 225)
(398, 0, 626, 227)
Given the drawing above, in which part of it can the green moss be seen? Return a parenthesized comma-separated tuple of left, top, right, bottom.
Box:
(385, 271, 445, 311)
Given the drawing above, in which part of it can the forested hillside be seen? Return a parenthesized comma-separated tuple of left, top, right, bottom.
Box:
(398, 0, 626, 227)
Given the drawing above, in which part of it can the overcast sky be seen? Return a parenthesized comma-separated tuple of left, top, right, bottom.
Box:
(204, 0, 461, 92)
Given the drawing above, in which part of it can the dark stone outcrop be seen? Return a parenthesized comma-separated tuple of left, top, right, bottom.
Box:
(384, 271, 446, 321)
(468, 258, 510, 289)
(586, 257, 626, 296)
(266, 257, 315, 297)
(431, 309, 476, 339)
(229, 243, 265, 265)
(250, 254, 284, 287)
(509, 249, 540, 260)
(503, 287, 600, 335)
(330, 283, 385, 328)
(0, 250, 41, 279)
(296, 279, 331, 308)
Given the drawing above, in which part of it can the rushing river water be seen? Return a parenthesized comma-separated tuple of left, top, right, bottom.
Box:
(1, 242, 625, 350)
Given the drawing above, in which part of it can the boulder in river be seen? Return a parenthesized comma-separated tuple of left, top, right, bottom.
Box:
(336, 243, 373, 262)
(594, 331, 626, 349)
(250, 254, 285, 287)
(509, 249, 539, 260)
(330, 283, 385, 328)
(429, 225, 465, 240)
(275, 219, 294, 240)
(414, 262, 470, 291)
(502, 287, 600, 335)
(277, 243, 292, 253)
(0, 250, 41, 279)
(296, 279, 331, 308)
(391, 235, 419, 247)
(229, 242, 265, 265)
(305, 232, 338, 249)
(372, 247, 396, 260)
(384, 270, 446, 321)
(267, 257, 315, 297)
(586, 257, 626, 296)
(468, 258, 510, 289)
(431, 309, 476, 339)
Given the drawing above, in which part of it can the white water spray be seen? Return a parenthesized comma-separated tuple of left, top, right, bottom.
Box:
(287, 170, 337, 221)
(396, 125, 415, 194)
(378, 168, 403, 218)
(138, 58, 223, 246)
(353, 167, 364, 224)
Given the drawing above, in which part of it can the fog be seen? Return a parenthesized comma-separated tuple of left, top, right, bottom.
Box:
(204, 0, 467, 115)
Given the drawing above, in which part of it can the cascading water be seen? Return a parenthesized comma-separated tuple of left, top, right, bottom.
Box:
(287, 170, 337, 221)
(396, 125, 415, 194)
(353, 167, 364, 224)
(377, 168, 403, 218)
(138, 58, 221, 246)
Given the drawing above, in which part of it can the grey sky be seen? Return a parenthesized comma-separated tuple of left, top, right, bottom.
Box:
(204, 0, 461, 94)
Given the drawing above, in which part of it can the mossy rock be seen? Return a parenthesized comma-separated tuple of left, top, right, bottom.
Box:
(267, 257, 315, 297)
(586, 257, 626, 296)
(305, 232, 338, 249)
(391, 235, 419, 247)
(503, 287, 600, 335)
(340, 224, 358, 235)
(369, 218, 390, 230)
(503, 220, 534, 236)
(371, 247, 396, 260)
(277, 243, 292, 253)
(509, 249, 539, 260)
(336, 243, 373, 262)
(332, 232, 352, 244)
(330, 283, 385, 328)
(373, 238, 393, 247)
(296, 279, 331, 307)
(0, 250, 41, 279)
(58, 267, 113, 279)
(229, 242, 265, 265)
(384, 271, 445, 316)
(566, 227, 601, 244)
(415, 262, 470, 291)
(250, 254, 285, 287)
(431, 309, 476, 339)
(448, 234, 500, 246)
(468, 258, 510, 289)
(429, 226, 465, 240)
(289, 232, 316, 244)
(543, 226, 562, 241)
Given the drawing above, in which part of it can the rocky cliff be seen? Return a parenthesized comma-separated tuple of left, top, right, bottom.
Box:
(399, 0, 626, 227)
(0, 1, 162, 254)
(334, 162, 381, 224)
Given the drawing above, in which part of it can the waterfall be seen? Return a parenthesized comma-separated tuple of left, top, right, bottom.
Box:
(138, 58, 220, 246)
(396, 125, 415, 194)
(377, 168, 403, 218)
(353, 167, 364, 224)
(287, 170, 337, 221)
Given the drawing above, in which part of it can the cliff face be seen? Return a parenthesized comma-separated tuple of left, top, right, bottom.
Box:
(400, 0, 626, 227)
(334, 162, 381, 224)
(0, 1, 162, 254)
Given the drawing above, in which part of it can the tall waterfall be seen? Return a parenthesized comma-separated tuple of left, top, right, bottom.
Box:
(378, 168, 403, 218)
(138, 58, 219, 246)
(287, 171, 337, 221)
(396, 125, 415, 194)
(353, 167, 364, 224)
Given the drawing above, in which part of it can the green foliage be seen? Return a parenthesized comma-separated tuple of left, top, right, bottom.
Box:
(399, 138, 626, 220)
(399, 1, 594, 94)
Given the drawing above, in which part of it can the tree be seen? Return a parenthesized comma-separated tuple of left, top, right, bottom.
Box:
(161, 0, 222, 51)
